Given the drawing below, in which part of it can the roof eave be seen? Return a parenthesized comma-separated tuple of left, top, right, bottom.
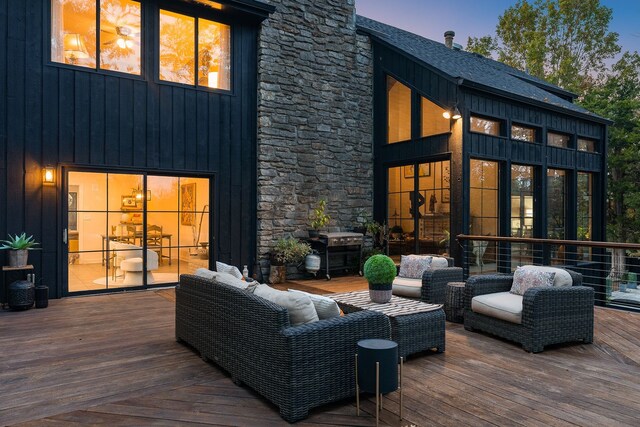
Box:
(216, 0, 276, 20)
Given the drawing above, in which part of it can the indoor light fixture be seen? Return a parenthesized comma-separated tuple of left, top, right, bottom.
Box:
(63, 33, 89, 64)
(43, 166, 55, 185)
(116, 37, 134, 49)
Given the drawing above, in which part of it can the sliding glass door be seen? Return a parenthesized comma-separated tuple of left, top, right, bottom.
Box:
(66, 171, 211, 294)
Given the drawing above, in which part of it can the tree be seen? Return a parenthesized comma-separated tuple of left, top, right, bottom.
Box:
(466, 0, 620, 94)
(581, 52, 640, 242)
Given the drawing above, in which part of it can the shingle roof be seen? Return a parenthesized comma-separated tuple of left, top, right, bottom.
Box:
(356, 15, 607, 121)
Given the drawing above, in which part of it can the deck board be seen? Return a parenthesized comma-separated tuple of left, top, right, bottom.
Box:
(1, 279, 640, 426)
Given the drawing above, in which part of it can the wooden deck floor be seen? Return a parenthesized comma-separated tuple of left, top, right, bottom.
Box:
(1, 278, 640, 426)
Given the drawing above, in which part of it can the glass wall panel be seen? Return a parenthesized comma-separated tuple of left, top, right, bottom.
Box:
(99, 0, 142, 74)
(511, 165, 534, 269)
(548, 132, 570, 148)
(387, 166, 414, 260)
(198, 19, 231, 90)
(417, 161, 450, 256)
(469, 159, 499, 273)
(51, 0, 97, 68)
(547, 169, 566, 264)
(420, 97, 450, 138)
(470, 116, 501, 136)
(387, 76, 411, 143)
(578, 138, 597, 152)
(511, 124, 536, 142)
(577, 172, 593, 261)
(159, 10, 196, 85)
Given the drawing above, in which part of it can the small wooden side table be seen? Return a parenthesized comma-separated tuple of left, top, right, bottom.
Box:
(445, 281, 466, 323)
(2, 265, 34, 309)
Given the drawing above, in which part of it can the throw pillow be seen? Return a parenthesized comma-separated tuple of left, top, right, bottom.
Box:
(194, 268, 216, 280)
(399, 255, 432, 279)
(253, 284, 319, 325)
(510, 267, 555, 296)
(288, 289, 340, 319)
(430, 256, 449, 269)
(216, 261, 243, 279)
(518, 265, 573, 287)
(215, 271, 249, 290)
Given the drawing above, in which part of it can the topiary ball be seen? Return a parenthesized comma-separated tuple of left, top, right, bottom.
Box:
(363, 254, 397, 285)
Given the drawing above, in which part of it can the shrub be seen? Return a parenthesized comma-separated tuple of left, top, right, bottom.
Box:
(272, 237, 311, 265)
(363, 254, 396, 285)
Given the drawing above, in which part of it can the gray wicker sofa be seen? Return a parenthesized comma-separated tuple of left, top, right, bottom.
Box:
(175, 274, 391, 423)
(463, 269, 594, 353)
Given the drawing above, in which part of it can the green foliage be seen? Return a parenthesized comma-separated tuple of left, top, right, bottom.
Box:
(581, 52, 640, 242)
(0, 233, 40, 250)
(309, 199, 331, 230)
(272, 237, 311, 265)
(468, 0, 620, 93)
(363, 254, 397, 285)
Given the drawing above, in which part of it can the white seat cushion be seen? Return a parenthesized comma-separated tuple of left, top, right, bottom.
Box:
(430, 256, 449, 269)
(518, 265, 573, 287)
(392, 276, 422, 298)
(472, 292, 523, 324)
(253, 284, 319, 326)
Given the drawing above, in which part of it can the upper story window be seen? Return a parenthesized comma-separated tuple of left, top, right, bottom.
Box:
(387, 76, 411, 144)
(421, 97, 450, 138)
(511, 124, 537, 143)
(159, 9, 231, 90)
(577, 138, 597, 153)
(51, 0, 142, 75)
(547, 132, 571, 148)
(470, 116, 501, 136)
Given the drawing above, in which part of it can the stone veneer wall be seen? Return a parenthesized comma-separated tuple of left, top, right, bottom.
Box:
(256, 0, 373, 264)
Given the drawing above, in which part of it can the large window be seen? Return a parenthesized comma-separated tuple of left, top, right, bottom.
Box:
(470, 116, 501, 136)
(159, 9, 231, 89)
(547, 169, 566, 264)
(387, 76, 412, 143)
(577, 172, 593, 260)
(51, 0, 142, 75)
(511, 124, 537, 143)
(421, 97, 450, 138)
(511, 165, 534, 269)
(578, 138, 597, 152)
(387, 161, 450, 260)
(469, 160, 499, 272)
(548, 132, 570, 148)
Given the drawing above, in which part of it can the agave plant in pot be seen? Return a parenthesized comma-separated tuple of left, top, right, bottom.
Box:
(363, 254, 397, 303)
(1, 233, 40, 267)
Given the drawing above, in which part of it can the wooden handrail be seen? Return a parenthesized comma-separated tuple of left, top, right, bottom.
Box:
(456, 234, 640, 250)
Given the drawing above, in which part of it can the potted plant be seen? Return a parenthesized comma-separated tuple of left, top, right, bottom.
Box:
(1, 233, 40, 267)
(269, 237, 312, 284)
(363, 254, 396, 303)
(352, 208, 370, 234)
(308, 199, 330, 239)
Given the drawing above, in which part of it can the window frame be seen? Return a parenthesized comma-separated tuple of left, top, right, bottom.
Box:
(48, 0, 145, 79)
(418, 93, 451, 139)
(469, 114, 506, 137)
(546, 131, 573, 149)
(510, 123, 539, 143)
(577, 136, 598, 153)
(156, 5, 233, 93)
(385, 74, 413, 145)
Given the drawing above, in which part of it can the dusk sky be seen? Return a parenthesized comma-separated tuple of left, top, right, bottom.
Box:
(356, 0, 640, 61)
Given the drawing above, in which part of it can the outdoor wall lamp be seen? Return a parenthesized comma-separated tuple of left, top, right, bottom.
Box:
(443, 106, 461, 120)
(42, 165, 55, 185)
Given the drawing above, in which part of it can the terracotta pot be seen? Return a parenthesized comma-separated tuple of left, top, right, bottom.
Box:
(369, 283, 393, 303)
(8, 249, 28, 267)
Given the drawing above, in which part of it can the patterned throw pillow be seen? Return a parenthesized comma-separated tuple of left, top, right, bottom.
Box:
(510, 267, 556, 296)
(399, 255, 433, 279)
(216, 261, 243, 279)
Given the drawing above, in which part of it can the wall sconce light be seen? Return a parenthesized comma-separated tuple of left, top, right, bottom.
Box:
(443, 106, 462, 120)
(43, 166, 55, 185)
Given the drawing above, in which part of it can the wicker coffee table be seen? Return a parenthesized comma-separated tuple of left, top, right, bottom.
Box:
(330, 291, 445, 357)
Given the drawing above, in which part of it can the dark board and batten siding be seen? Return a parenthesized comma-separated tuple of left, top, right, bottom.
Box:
(0, 0, 261, 297)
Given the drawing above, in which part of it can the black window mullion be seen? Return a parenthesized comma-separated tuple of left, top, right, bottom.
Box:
(194, 17, 199, 87)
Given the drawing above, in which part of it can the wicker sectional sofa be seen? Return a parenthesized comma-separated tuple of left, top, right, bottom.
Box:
(175, 274, 392, 423)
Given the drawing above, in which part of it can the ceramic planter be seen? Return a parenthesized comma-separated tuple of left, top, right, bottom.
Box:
(369, 283, 392, 303)
(8, 249, 29, 267)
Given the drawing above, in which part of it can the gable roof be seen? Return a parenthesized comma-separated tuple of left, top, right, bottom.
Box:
(356, 15, 609, 123)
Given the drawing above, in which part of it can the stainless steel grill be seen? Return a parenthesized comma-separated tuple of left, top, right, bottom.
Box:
(319, 232, 364, 247)
(307, 232, 363, 280)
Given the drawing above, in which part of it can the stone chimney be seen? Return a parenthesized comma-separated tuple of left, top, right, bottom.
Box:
(444, 30, 455, 49)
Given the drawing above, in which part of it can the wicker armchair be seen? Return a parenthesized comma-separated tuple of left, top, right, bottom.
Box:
(463, 269, 594, 353)
(176, 274, 391, 423)
(393, 255, 463, 304)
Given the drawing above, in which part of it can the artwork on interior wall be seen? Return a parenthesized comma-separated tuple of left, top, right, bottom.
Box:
(404, 164, 430, 178)
(121, 195, 140, 211)
(68, 191, 78, 231)
(442, 189, 450, 203)
(181, 183, 196, 225)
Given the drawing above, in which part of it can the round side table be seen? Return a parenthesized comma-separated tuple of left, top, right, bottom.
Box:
(355, 339, 403, 425)
(445, 282, 466, 323)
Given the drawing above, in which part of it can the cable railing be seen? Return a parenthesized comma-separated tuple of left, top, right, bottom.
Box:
(456, 234, 640, 312)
